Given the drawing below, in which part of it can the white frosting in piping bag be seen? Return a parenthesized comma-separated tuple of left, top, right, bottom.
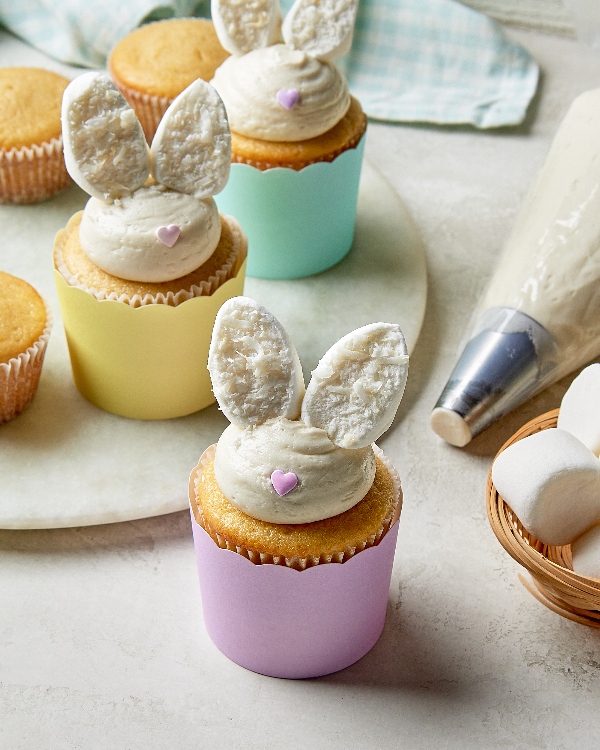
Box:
(79, 185, 221, 282)
(214, 418, 376, 524)
(211, 44, 350, 141)
(481, 88, 600, 367)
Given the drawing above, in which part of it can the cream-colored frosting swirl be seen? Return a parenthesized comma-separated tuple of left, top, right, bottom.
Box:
(79, 184, 221, 282)
(213, 417, 376, 524)
(211, 44, 350, 142)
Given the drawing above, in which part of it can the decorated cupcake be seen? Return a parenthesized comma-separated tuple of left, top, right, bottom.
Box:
(53, 73, 246, 420)
(210, 0, 367, 279)
(109, 18, 230, 142)
(0, 271, 52, 422)
(189, 297, 408, 678)
(0, 68, 71, 204)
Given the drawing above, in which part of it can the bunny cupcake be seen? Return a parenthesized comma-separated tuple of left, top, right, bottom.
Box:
(189, 297, 407, 678)
(210, 0, 367, 279)
(53, 73, 247, 419)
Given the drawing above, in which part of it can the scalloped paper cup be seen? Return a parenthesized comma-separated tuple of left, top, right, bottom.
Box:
(54, 262, 246, 420)
(111, 77, 172, 143)
(0, 299, 52, 422)
(189, 443, 401, 678)
(215, 134, 366, 279)
(0, 136, 70, 205)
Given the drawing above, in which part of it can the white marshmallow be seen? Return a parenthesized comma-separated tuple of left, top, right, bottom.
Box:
(282, 0, 359, 61)
(208, 297, 305, 427)
(558, 363, 600, 457)
(301, 323, 409, 449)
(492, 427, 600, 546)
(571, 523, 600, 578)
(211, 0, 282, 56)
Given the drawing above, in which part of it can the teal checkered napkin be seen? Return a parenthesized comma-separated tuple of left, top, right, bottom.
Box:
(0, 0, 538, 127)
(343, 0, 539, 127)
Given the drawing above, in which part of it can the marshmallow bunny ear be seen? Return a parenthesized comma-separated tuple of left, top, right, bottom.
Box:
(62, 72, 150, 202)
(301, 324, 409, 449)
(208, 297, 305, 427)
(150, 79, 231, 199)
(282, 0, 359, 61)
(211, 0, 282, 56)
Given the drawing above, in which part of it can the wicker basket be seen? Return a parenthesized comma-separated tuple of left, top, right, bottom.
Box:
(487, 408, 600, 628)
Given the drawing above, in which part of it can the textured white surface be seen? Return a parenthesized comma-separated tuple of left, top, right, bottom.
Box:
(4, 25, 600, 750)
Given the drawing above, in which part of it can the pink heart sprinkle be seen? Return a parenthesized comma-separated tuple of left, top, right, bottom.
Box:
(156, 225, 181, 247)
(276, 89, 299, 110)
(271, 470, 298, 496)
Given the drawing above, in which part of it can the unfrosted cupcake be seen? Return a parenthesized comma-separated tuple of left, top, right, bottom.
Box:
(189, 297, 408, 678)
(0, 271, 52, 422)
(0, 68, 71, 204)
(210, 0, 367, 279)
(109, 18, 229, 142)
(53, 73, 246, 420)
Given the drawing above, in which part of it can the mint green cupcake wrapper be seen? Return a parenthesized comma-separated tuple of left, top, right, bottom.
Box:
(215, 134, 366, 280)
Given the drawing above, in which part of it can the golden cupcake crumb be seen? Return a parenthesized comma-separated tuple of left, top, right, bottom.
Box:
(0, 68, 69, 149)
(195, 455, 398, 561)
(230, 96, 367, 171)
(54, 211, 247, 303)
(0, 271, 47, 365)
(109, 19, 230, 100)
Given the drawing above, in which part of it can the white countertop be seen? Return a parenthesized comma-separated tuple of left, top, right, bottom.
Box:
(3, 27, 600, 749)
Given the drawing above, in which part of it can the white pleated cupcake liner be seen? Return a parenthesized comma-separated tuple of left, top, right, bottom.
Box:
(0, 136, 70, 204)
(0, 300, 52, 422)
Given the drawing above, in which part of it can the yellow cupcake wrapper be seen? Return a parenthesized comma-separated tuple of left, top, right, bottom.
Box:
(0, 136, 70, 204)
(53, 214, 246, 308)
(191, 444, 402, 571)
(0, 299, 52, 422)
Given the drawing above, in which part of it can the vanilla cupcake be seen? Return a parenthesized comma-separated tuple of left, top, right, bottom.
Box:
(53, 73, 246, 420)
(0, 272, 52, 422)
(210, 0, 367, 279)
(189, 297, 408, 678)
(0, 68, 71, 204)
(109, 19, 229, 141)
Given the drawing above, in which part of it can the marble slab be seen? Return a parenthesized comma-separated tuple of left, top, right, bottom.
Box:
(0, 161, 426, 529)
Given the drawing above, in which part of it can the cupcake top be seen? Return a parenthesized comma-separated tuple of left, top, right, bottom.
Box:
(211, 0, 358, 142)
(61, 73, 231, 283)
(108, 19, 230, 99)
(0, 68, 70, 149)
(207, 297, 409, 524)
(0, 271, 47, 365)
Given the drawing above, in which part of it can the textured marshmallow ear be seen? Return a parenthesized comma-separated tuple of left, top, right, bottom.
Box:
(558, 364, 600, 457)
(208, 297, 305, 427)
(62, 72, 150, 202)
(301, 323, 409, 449)
(150, 79, 231, 199)
(211, 0, 282, 56)
(282, 0, 358, 61)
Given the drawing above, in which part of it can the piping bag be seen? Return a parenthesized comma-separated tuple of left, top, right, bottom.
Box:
(431, 88, 600, 446)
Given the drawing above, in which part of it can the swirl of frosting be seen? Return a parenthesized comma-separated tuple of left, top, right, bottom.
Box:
(79, 184, 221, 282)
(213, 417, 376, 524)
(211, 44, 350, 142)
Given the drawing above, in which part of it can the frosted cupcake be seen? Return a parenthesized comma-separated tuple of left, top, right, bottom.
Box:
(0, 68, 71, 204)
(109, 19, 229, 142)
(189, 297, 408, 677)
(210, 0, 367, 279)
(53, 73, 246, 419)
(0, 271, 52, 422)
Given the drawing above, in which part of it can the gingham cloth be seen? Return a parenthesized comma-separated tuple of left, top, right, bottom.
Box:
(0, 0, 538, 128)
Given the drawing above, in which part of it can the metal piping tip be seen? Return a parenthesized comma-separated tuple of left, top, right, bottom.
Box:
(431, 308, 559, 446)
